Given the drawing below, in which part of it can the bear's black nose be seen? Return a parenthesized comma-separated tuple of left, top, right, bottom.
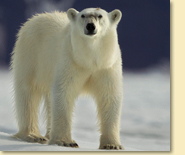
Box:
(86, 23, 95, 33)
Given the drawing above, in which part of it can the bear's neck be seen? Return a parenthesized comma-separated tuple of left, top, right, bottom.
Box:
(70, 30, 119, 70)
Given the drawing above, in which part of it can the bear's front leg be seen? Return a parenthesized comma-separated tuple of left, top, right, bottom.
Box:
(48, 77, 78, 147)
(90, 66, 123, 150)
(48, 65, 89, 148)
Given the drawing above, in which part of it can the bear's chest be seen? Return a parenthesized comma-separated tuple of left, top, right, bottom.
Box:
(72, 42, 117, 70)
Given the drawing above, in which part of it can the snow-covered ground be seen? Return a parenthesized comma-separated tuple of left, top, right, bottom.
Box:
(0, 66, 170, 151)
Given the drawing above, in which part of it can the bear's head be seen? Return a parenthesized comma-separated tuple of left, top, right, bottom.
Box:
(67, 8, 122, 38)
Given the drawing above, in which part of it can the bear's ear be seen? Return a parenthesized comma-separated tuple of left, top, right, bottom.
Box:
(67, 8, 79, 21)
(109, 9, 122, 24)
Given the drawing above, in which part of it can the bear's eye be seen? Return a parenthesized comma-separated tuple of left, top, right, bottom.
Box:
(81, 14, 85, 18)
(98, 15, 102, 19)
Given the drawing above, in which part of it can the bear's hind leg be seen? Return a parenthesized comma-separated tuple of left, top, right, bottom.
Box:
(43, 93, 51, 140)
(13, 85, 48, 144)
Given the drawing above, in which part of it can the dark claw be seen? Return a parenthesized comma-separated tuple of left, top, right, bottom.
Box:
(110, 146, 113, 149)
(64, 143, 67, 146)
(104, 146, 106, 149)
(114, 146, 118, 150)
(107, 144, 111, 149)
(74, 143, 78, 147)
(40, 138, 47, 141)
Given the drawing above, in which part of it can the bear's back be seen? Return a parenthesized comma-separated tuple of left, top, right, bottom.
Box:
(17, 11, 69, 39)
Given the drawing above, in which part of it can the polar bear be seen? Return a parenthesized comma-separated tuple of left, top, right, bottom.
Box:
(11, 8, 123, 150)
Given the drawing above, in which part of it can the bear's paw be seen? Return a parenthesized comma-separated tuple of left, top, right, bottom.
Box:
(49, 139, 79, 148)
(14, 133, 48, 144)
(100, 144, 124, 150)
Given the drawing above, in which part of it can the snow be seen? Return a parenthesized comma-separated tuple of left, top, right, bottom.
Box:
(0, 66, 170, 151)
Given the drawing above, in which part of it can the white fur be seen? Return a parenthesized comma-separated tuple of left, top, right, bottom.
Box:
(11, 8, 123, 149)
